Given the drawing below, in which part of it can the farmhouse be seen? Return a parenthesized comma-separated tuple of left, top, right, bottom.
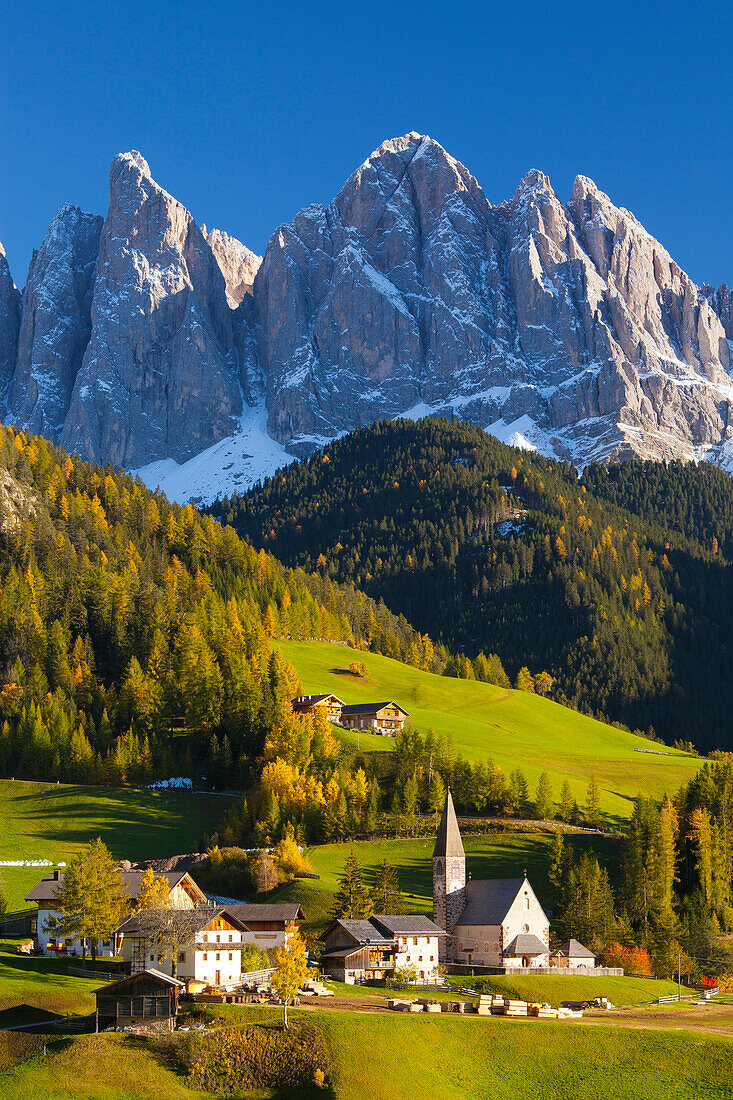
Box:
(338, 701, 409, 736)
(291, 693, 344, 721)
(551, 939, 597, 969)
(25, 868, 207, 956)
(225, 902, 304, 950)
(95, 968, 183, 1031)
(320, 915, 444, 983)
(118, 906, 246, 989)
(433, 790, 551, 970)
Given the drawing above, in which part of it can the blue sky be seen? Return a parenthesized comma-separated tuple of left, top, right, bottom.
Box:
(2, 0, 731, 287)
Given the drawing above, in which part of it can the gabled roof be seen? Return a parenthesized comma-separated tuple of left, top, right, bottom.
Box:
(95, 967, 184, 994)
(432, 788, 464, 860)
(552, 938, 596, 959)
(339, 701, 410, 717)
(454, 878, 526, 927)
(322, 918, 393, 945)
(503, 933, 548, 957)
(291, 694, 344, 707)
(371, 915, 445, 936)
(225, 903, 304, 924)
(25, 869, 201, 904)
(117, 905, 247, 936)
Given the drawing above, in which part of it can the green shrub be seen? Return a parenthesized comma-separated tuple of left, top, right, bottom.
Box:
(184, 1023, 329, 1094)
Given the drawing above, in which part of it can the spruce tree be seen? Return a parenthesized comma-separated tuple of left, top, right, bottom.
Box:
(329, 851, 373, 921)
(372, 860, 406, 915)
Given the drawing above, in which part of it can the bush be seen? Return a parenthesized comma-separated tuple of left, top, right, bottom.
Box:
(349, 661, 369, 678)
(184, 1023, 329, 1094)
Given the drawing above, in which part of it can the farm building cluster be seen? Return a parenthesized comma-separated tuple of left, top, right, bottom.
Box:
(291, 693, 409, 735)
(22, 789, 607, 1025)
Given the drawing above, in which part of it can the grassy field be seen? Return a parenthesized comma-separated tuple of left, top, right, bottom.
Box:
(1, 1008, 731, 1100)
(0, 780, 234, 911)
(279, 640, 702, 822)
(281, 832, 621, 931)
(0, 939, 99, 1022)
(446, 972, 685, 1006)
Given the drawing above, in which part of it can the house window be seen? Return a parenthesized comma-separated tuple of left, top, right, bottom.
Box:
(216, 934, 221, 943)
(430, 956, 434, 962)
(419, 956, 423, 962)
(228, 953, 233, 961)
(149, 954, 154, 962)
(413, 937, 418, 945)
(216, 953, 220, 961)
(203, 953, 208, 961)
(178, 952, 186, 963)
(228, 934, 233, 943)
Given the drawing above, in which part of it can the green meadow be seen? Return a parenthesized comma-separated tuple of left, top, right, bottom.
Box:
(0, 780, 234, 911)
(276, 832, 622, 932)
(1, 1008, 731, 1100)
(279, 640, 702, 822)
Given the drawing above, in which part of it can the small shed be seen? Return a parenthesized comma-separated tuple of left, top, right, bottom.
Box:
(551, 939, 596, 969)
(95, 968, 184, 1030)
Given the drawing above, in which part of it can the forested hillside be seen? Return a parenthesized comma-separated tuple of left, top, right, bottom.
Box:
(0, 425, 436, 785)
(582, 459, 733, 558)
(214, 418, 733, 751)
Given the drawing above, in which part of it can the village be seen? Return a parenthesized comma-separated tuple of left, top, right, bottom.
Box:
(7, 788, 614, 1036)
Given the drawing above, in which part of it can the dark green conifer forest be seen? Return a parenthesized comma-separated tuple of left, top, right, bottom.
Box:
(213, 417, 733, 752)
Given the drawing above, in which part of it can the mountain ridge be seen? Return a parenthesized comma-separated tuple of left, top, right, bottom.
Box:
(1, 133, 732, 499)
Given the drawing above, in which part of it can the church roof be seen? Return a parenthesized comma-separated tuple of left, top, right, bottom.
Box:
(454, 878, 527, 927)
(503, 933, 548, 957)
(432, 789, 465, 859)
(552, 939, 596, 959)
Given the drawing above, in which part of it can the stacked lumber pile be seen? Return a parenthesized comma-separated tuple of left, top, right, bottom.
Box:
(300, 980, 334, 997)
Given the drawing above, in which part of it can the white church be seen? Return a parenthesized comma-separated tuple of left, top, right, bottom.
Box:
(433, 789, 554, 970)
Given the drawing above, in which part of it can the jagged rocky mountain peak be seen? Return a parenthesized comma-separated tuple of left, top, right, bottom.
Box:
(1, 134, 732, 501)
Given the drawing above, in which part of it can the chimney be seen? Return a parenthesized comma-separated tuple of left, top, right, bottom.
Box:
(52, 869, 60, 880)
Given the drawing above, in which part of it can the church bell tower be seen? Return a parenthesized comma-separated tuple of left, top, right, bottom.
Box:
(432, 788, 466, 942)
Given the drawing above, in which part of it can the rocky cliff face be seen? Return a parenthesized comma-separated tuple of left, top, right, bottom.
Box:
(203, 227, 261, 306)
(0, 134, 731, 489)
(59, 152, 244, 467)
(0, 244, 21, 406)
(257, 133, 733, 467)
(9, 205, 102, 441)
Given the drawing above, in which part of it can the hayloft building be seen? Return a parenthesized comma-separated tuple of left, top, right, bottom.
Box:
(291, 694, 345, 721)
(320, 915, 444, 983)
(26, 868, 207, 957)
(338, 701, 409, 736)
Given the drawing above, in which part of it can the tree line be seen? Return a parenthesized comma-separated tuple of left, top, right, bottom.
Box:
(0, 425, 441, 787)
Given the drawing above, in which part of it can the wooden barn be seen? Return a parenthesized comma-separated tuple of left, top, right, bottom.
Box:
(338, 701, 409, 736)
(291, 694, 344, 721)
(95, 968, 184, 1030)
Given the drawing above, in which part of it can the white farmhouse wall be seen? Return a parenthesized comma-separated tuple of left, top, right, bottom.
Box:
(38, 907, 117, 957)
(394, 934, 441, 979)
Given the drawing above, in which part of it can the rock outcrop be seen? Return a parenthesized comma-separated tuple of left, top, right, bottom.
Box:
(0, 134, 731, 485)
(203, 226, 261, 306)
(0, 243, 21, 406)
(257, 134, 733, 467)
(8, 205, 102, 440)
(59, 152, 243, 467)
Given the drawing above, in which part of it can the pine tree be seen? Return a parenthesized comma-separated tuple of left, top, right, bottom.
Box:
(534, 772, 553, 820)
(329, 851, 373, 920)
(585, 774, 602, 827)
(372, 860, 406, 915)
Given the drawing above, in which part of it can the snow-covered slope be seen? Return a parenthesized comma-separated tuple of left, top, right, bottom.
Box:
(1, 133, 732, 499)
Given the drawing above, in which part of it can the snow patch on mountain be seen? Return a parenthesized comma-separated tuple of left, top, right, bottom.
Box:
(134, 403, 294, 504)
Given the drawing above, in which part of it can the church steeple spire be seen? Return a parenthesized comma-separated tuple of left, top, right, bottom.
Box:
(432, 789, 466, 947)
(432, 787, 465, 860)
